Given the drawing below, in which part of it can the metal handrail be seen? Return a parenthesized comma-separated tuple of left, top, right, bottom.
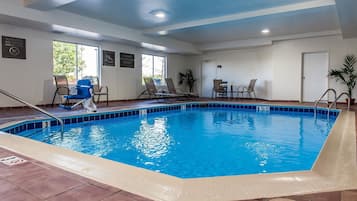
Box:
(328, 92, 350, 118)
(0, 89, 64, 133)
(314, 88, 337, 117)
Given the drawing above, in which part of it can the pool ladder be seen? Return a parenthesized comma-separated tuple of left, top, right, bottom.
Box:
(327, 92, 350, 118)
(314, 88, 350, 118)
(0, 88, 64, 134)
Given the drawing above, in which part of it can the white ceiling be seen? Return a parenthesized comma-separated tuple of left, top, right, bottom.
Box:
(0, 0, 356, 53)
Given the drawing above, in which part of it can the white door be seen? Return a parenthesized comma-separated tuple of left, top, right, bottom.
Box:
(201, 61, 216, 97)
(302, 52, 329, 102)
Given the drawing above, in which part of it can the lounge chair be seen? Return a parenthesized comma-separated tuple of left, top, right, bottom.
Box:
(237, 79, 257, 98)
(83, 76, 109, 106)
(212, 79, 228, 98)
(143, 77, 177, 98)
(59, 79, 97, 112)
(165, 78, 198, 97)
(52, 75, 70, 106)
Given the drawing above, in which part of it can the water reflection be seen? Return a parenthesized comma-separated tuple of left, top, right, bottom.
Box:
(33, 108, 336, 178)
(245, 141, 279, 172)
(47, 125, 113, 157)
(212, 111, 256, 130)
(46, 127, 83, 153)
(88, 125, 113, 156)
(132, 117, 172, 158)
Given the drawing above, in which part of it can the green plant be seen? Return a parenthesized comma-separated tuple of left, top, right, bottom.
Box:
(179, 69, 196, 92)
(329, 55, 357, 98)
(53, 41, 86, 83)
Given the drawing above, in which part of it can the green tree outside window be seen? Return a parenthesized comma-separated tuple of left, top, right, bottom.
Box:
(53, 41, 86, 84)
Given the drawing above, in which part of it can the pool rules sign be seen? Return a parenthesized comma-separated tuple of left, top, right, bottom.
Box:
(2, 36, 26, 59)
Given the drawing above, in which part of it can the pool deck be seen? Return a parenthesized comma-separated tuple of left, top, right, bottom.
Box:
(0, 98, 357, 201)
(0, 147, 151, 201)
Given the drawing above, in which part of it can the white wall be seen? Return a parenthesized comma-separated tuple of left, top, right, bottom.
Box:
(272, 36, 357, 101)
(99, 41, 142, 101)
(0, 24, 54, 107)
(187, 47, 273, 99)
(0, 23, 189, 107)
(188, 35, 357, 101)
(166, 54, 192, 92)
(2, 23, 357, 107)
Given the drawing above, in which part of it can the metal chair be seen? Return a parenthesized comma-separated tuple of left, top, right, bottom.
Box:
(144, 77, 159, 97)
(83, 76, 109, 106)
(212, 79, 228, 98)
(143, 77, 179, 99)
(52, 75, 70, 106)
(237, 79, 257, 98)
(165, 78, 198, 97)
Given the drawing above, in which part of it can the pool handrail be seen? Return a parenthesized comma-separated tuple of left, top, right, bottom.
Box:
(328, 92, 350, 118)
(0, 88, 64, 133)
(314, 88, 337, 117)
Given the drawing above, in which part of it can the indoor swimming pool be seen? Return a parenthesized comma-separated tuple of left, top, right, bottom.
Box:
(6, 103, 339, 178)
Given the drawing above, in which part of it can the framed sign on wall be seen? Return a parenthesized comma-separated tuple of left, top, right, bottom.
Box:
(2, 36, 26, 59)
(102, 50, 115, 66)
(120, 53, 135, 68)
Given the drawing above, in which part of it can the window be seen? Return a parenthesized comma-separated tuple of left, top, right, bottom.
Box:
(53, 41, 99, 84)
(142, 54, 166, 85)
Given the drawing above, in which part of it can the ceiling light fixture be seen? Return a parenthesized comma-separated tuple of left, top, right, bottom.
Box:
(51, 25, 101, 39)
(261, 29, 270, 34)
(158, 30, 168, 35)
(151, 10, 167, 19)
(141, 42, 167, 51)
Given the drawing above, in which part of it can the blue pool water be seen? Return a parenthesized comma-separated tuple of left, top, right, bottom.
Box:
(18, 106, 336, 178)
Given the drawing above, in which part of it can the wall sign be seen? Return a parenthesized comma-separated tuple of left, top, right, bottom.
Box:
(102, 50, 115, 66)
(120, 52, 135, 68)
(2, 36, 26, 59)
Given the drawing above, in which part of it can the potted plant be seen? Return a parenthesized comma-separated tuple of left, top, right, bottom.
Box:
(328, 55, 357, 104)
(178, 69, 196, 92)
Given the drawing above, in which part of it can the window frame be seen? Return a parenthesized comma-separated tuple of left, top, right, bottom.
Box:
(141, 53, 167, 85)
(52, 40, 101, 84)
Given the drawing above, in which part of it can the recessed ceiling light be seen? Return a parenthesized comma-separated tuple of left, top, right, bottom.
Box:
(151, 10, 167, 19)
(158, 30, 168, 35)
(141, 42, 167, 51)
(261, 29, 270, 34)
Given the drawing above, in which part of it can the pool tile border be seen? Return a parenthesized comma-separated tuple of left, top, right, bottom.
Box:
(0, 102, 339, 135)
(0, 106, 353, 201)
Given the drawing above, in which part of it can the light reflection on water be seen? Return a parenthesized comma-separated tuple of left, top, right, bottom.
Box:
(132, 118, 172, 158)
(47, 125, 114, 157)
(22, 108, 337, 178)
(245, 142, 279, 173)
(88, 125, 113, 156)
